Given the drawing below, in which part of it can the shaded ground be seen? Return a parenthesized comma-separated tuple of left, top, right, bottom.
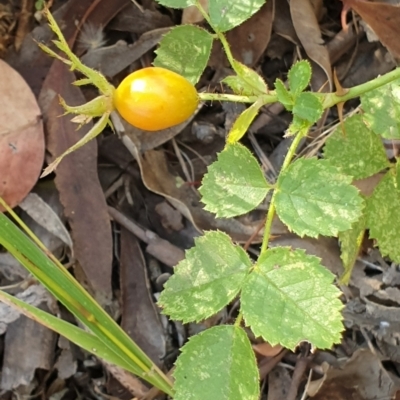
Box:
(1, 0, 400, 399)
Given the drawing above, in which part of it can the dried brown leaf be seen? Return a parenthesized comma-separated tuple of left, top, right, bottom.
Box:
(290, 0, 332, 91)
(342, 0, 400, 59)
(0, 60, 44, 211)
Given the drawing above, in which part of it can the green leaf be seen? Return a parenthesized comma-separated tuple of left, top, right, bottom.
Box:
(154, 0, 196, 8)
(288, 60, 312, 95)
(241, 247, 343, 350)
(158, 231, 252, 322)
(154, 25, 213, 84)
(209, 0, 265, 32)
(174, 325, 259, 400)
(338, 214, 366, 284)
(0, 213, 173, 395)
(226, 99, 264, 144)
(223, 61, 268, 96)
(275, 158, 364, 237)
(366, 171, 400, 262)
(323, 115, 390, 180)
(361, 78, 400, 139)
(199, 143, 270, 218)
(292, 92, 323, 124)
(223, 75, 264, 96)
(0, 290, 143, 377)
(275, 79, 293, 110)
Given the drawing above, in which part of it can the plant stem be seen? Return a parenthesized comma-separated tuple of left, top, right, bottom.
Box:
(259, 130, 307, 255)
(322, 67, 400, 108)
(195, 0, 241, 74)
(198, 92, 277, 104)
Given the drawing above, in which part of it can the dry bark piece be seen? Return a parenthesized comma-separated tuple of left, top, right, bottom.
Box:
(0, 59, 44, 211)
(120, 229, 166, 365)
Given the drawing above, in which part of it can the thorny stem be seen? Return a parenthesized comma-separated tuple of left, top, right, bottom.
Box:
(322, 67, 400, 109)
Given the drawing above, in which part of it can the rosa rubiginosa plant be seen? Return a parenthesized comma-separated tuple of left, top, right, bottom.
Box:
(1, 0, 400, 399)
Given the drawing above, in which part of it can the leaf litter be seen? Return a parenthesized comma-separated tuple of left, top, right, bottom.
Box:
(1, 0, 400, 398)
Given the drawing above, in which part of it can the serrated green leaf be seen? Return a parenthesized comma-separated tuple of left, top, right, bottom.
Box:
(323, 115, 390, 180)
(338, 214, 366, 284)
(158, 231, 252, 322)
(361, 78, 400, 139)
(275, 79, 293, 110)
(199, 143, 270, 218)
(288, 60, 312, 95)
(241, 247, 343, 349)
(275, 158, 364, 237)
(292, 92, 323, 124)
(154, 0, 196, 8)
(174, 325, 259, 400)
(226, 99, 264, 144)
(154, 25, 213, 84)
(366, 171, 400, 262)
(209, 0, 265, 32)
(225, 61, 268, 95)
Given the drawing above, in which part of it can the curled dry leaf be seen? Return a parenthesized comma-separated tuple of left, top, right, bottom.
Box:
(341, 0, 400, 60)
(0, 60, 45, 211)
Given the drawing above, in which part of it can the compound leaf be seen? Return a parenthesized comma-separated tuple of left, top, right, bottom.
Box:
(154, 25, 213, 84)
(324, 115, 389, 179)
(158, 231, 252, 322)
(241, 247, 343, 350)
(275, 158, 364, 237)
(174, 325, 259, 400)
(366, 171, 400, 262)
(200, 143, 270, 218)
